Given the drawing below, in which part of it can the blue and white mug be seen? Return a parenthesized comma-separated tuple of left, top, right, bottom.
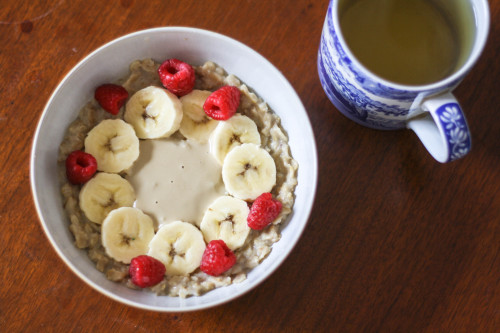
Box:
(318, 0, 490, 163)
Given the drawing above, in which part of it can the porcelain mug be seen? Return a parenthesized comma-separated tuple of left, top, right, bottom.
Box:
(318, 0, 490, 162)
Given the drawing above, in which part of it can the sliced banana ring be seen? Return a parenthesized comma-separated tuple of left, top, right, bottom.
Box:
(124, 85, 183, 139)
(84, 119, 139, 173)
(101, 207, 155, 264)
(79, 172, 135, 224)
(200, 195, 250, 250)
(210, 114, 261, 165)
(222, 143, 276, 201)
(179, 89, 219, 143)
(148, 221, 206, 276)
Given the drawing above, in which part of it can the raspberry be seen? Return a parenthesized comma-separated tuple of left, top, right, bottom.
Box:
(94, 84, 129, 115)
(65, 150, 97, 185)
(158, 58, 195, 96)
(200, 240, 236, 276)
(247, 193, 282, 230)
(203, 86, 241, 120)
(129, 255, 166, 288)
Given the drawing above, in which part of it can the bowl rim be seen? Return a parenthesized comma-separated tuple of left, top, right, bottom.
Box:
(30, 26, 318, 312)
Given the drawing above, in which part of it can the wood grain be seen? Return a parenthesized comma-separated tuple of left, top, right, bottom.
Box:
(1, 0, 498, 331)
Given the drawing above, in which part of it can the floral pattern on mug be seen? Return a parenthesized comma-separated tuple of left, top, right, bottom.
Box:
(437, 104, 471, 161)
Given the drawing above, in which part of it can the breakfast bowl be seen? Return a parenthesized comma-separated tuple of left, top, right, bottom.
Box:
(30, 27, 317, 311)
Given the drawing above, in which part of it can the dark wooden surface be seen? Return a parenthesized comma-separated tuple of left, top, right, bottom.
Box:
(1, 0, 498, 331)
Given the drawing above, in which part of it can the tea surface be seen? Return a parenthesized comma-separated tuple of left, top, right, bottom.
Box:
(339, 0, 471, 85)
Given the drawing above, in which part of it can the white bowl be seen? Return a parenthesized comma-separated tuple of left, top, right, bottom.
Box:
(30, 27, 317, 311)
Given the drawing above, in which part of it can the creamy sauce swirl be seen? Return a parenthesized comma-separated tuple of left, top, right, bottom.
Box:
(127, 138, 225, 227)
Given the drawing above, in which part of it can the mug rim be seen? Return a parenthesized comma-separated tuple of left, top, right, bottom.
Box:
(331, 0, 490, 92)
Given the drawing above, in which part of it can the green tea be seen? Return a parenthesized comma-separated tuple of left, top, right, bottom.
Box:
(339, 0, 475, 85)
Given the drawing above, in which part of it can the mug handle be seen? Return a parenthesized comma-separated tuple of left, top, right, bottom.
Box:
(407, 92, 471, 163)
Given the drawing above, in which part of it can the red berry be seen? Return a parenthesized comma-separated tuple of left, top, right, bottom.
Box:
(129, 255, 166, 288)
(158, 58, 195, 96)
(247, 193, 282, 230)
(94, 84, 129, 115)
(65, 150, 97, 185)
(203, 86, 241, 120)
(200, 240, 237, 276)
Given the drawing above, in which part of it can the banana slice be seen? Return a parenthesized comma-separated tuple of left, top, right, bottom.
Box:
(200, 195, 250, 250)
(84, 119, 140, 173)
(148, 221, 206, 276)
(179, 90, 219, 143)
(124, 85, 183, 139)
(209, 114, 261, 164)
(222, 143, 276, 200)
(79, 172, 135, 224)
(101, 207, 155, 264)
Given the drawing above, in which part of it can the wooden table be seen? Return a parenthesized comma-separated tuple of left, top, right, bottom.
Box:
(1, 0, 498, 331)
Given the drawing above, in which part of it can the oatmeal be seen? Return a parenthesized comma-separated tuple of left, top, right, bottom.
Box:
(58, 59, 298, 297)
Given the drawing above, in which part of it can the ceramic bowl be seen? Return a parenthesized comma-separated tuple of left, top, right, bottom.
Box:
(30, 27, 317, 311)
